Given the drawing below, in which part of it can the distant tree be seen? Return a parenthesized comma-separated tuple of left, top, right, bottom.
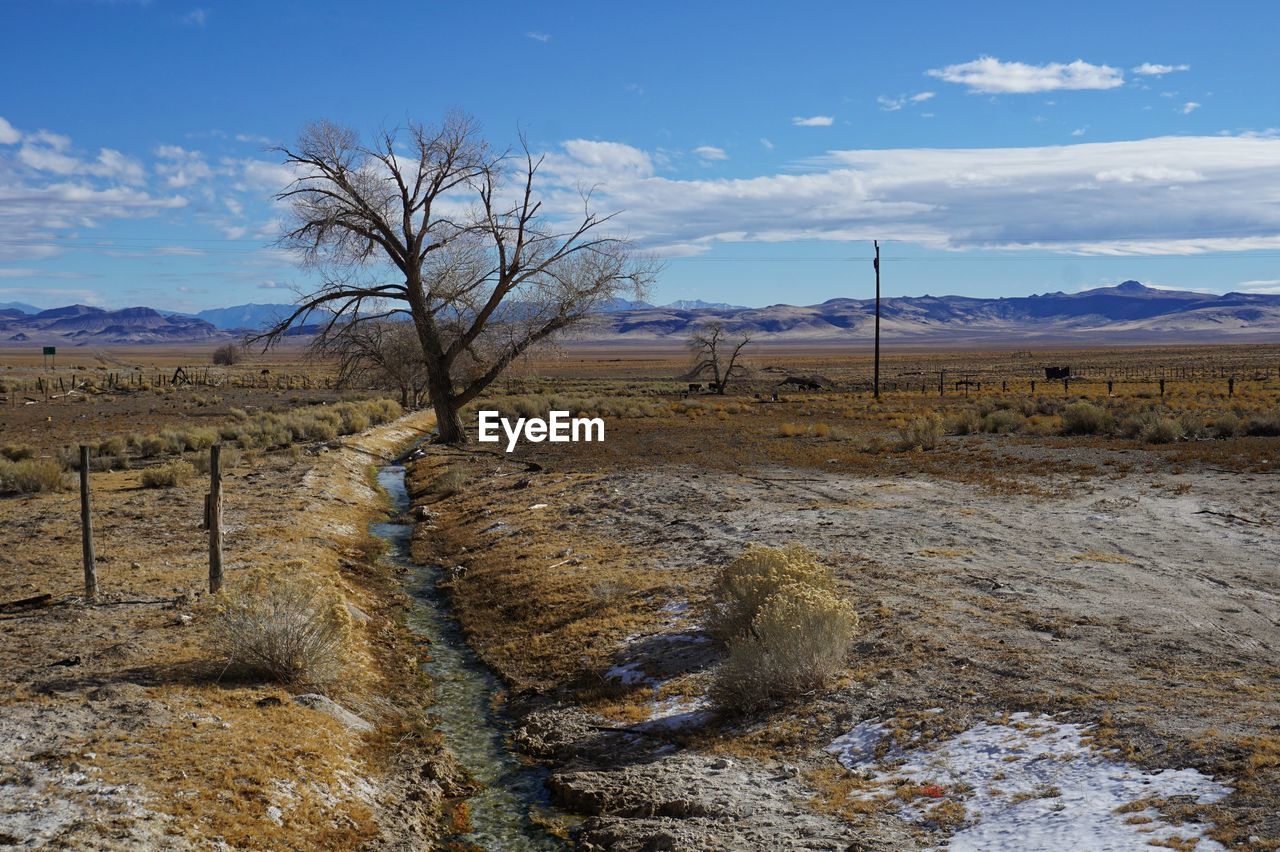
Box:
(313, 319, 429, 409)
(256, 114, 657, 444)
(212, 342, 244, 366)
(685, 322, 752, 394)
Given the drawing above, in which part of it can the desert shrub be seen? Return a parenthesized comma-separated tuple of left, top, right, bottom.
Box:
(982, 409, 1026, 434)
(1140, 416, 1182, 444)
(1, 458, 69, 493)
(777, 422, 806, 437)
(191, 446, 242, 474)
(945, 410, 981, 436)
(212, 343, 244, 365)
(1244, 412, 1280, 437)
(141, 459, 194, 489)
(1060, 402, 1113, 436)
(97, 436, 127, 457)
(707, 544, 835, 641)
(138, 435, 168, 458)
(896, 414, 942, 451)
(228, 407, 250, 421)
(1213, 412, 1242, 438)
(711, 582, 858, 712)
(209, 572, 350, 686)
(0, 444, 35, 462)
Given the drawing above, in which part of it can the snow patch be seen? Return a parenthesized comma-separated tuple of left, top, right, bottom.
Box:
(827, 712, 1231, 851)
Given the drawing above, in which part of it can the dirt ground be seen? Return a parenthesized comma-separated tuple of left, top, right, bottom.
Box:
(412, 404, 1280, 849)
(0, 410, 460, 849)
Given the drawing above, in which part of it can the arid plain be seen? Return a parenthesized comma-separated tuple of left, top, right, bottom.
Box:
(1, 341, 1278, 849)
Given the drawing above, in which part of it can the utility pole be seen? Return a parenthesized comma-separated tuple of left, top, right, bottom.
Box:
(873, 240, 881, 401)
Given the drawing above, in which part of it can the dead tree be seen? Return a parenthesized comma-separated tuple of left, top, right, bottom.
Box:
(255, 114, 657, 443)
(684, 322, 751, 394)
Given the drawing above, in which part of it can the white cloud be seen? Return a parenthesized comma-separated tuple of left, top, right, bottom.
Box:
(792, 115, 834, 127)
(1072, 127, 1087, 137)
(14, 126, 145, 184)
(155, 144, 213, 188)
(878, 92, 935, 111)
(0, 117, 20, 145)
(693, 145, 728, 162)
(1134, 63, 1189, 76)
(525, 31, 551, 42)
(1232, 279, 1280, 293)
(1182, 101, 1201, 114)
(182, 8, 207, 26)
(760, 138, 774, 150)
(543, 140, 654, 183)
(534, 134, 1280, 257)
(928, 56, 1124, 93)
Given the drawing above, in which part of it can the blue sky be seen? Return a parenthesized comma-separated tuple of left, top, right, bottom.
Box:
(3, 0, 1280, 311)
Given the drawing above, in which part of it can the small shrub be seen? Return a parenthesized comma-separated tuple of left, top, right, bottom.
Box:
(1140, 417, 1182, 444)
(1, 458, 69, 493)
(778, 422, 806, 437)
(97, 436, 127, 457)
(711, 582, 858, 712)
(0, 444, 35, 462)
(139, 435, 168, 458)
(212, 343, 244, 366)
(1213, 413, 1242, 438)
(191, 446, 242, 474)
(946, 410, 981, 435)
(141, 460, 194, 488)
(896, 415, 942, 451)
(209, 572, 350, 685)
(1060, 402, 1113, 436)
(982, 409, 1026, 434)
(707, 544, 835, 641)
(1244, 412, 1280, 437)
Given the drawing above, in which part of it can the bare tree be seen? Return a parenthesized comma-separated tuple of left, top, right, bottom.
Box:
(212, 342, 244, 366)
(255, 114, 656, 443)
(313, 319, 429, 409)
(685, 322, 752, 394)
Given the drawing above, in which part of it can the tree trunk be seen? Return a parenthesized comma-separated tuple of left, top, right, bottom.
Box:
(428, 376, 467, 443)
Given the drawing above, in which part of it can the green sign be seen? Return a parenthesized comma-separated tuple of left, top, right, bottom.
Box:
(42, 346, 56, 356)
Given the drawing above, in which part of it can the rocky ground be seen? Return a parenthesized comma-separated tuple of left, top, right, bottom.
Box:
(412, 432, 1280, 850)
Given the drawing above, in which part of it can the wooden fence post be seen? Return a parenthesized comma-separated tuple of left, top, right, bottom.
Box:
(79, 446, 97, 603)
(208, 444, 224, 594)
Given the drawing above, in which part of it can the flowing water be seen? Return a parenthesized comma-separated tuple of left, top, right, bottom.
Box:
(371, 462, 565, 850)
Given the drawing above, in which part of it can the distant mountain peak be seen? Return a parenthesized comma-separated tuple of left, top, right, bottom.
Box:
(1114, 280, 1150, 292)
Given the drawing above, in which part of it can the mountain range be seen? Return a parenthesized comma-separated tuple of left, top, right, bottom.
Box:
(3, 283, 1279, 346)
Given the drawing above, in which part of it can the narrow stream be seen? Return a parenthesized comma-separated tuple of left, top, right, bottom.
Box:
(371, 461, 565, 851)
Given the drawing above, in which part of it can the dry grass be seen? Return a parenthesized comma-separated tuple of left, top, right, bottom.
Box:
(209, 568, 352, 686)
(140, 459, 195, 488)
(711, 580, 859, 712)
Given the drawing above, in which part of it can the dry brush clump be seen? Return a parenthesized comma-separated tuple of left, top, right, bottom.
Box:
(140, 459, 195, 489)
(0, 457, 70, 493)
(896, 414, 943, 451)
(486, 392, 667, 421)
(209, 569, 352, 687)
(708, 544, 858, 712)
(1060, 401, 1114, 436)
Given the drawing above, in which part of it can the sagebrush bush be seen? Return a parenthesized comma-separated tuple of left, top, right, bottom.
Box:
(141, 459, 194, 488)
(946, 410, 981, 436)
(707, 544, 835, 641)
(1060, 402, 1113, 435)
(0, 458, 69, 493)
(191, 446, 242, 474)
(896, 414, 942, 451)
(1213, 413, 1242, 438)
(982, 409, 1026, 434)
(711, 582, 859, 712)
(0, 444, 35, 462)
(429, 466, 467, 498)
(1141, 417, 1182, 444)
(210, 572, 350, 686)
(1244, 412, 1280, 437)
